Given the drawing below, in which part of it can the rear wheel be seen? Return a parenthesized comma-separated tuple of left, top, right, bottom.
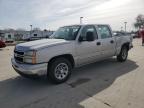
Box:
(48, 57, 72, 84)
(117, 46, 128, 62)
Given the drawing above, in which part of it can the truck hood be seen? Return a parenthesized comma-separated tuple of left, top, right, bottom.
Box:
(15, 39, 70, 52)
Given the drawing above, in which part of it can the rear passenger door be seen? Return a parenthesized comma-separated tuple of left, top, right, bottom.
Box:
(97, 25, 116, 57)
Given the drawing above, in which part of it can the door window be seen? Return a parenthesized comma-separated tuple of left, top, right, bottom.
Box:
(81, 25, 98, 41)
(8, 35, 11, 39)
(97, 25, 112, 39)
(34, 34, 37, 37)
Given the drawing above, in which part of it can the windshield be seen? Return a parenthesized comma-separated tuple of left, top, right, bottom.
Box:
(51, 26, 81, 40)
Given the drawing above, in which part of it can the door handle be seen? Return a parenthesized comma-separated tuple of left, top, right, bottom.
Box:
(96, 42, 101, 46)
(110, 40, 114, 44)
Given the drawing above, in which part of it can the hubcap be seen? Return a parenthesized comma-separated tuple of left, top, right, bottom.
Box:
(122, 48, 127, 59)
(54, 63, 69, 80)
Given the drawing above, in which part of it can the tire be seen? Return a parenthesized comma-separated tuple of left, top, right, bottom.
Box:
(117, 46, 128, 62)
(48, 57, 72, 84)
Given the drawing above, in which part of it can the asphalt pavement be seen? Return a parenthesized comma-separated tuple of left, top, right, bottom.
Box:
(0, 39, 144, 108)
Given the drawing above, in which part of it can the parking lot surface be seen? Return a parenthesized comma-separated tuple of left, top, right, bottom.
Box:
(0, 39, 144, 108)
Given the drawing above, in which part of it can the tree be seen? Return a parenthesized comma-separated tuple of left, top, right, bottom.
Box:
(134, 14, 144, 30)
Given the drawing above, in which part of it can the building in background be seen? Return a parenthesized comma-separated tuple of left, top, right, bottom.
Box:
(0, 29, 54, 42)
(30, 29, 54, 40)
(0, 30, 4, 41)
(0, 29, 15, 42)
(4, 32, 15, 42)
(22, 31, 30, 41)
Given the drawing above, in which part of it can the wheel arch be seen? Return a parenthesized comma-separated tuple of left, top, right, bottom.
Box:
(48, 54, 75, 69)
(121, 42, 130, 50)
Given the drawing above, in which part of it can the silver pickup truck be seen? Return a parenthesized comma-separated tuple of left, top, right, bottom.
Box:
(11, 24, 133, 83)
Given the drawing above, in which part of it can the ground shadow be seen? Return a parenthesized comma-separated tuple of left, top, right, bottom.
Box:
(0, 58, 139, 108)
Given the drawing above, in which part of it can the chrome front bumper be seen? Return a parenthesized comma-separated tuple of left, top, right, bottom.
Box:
(11, 58, 47, 76)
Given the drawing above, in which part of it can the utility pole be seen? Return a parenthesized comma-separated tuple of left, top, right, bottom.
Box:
(30, 25, 32, 31)
(124, 22, 127, 32)
(121, 27, 123, 31)
(30, 25, 32, 39)
(80, 17, 83, 24)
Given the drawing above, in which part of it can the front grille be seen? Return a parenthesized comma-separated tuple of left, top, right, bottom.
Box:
(14, 50, 24, 63)
(14, 50, 24, 55)
(15, 56, 23, 62)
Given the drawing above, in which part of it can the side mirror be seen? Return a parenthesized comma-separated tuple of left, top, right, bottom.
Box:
(86, 31, 95, 41)
(113, 33, 118, 36)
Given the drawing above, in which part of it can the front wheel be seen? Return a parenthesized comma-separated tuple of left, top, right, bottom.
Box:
(117, 46, 128, 62)
(48, 57, 72, 84)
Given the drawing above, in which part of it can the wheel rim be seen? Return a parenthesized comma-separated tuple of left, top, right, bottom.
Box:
(122, 48, 127, 59)
(54, 63, 69, 80)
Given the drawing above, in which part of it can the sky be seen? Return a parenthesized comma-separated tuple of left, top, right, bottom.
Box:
(0, 0, 144, 31)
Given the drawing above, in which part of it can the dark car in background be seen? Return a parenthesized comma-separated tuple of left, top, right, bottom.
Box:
(130, 31, 141, 38)
(0, 40, 6, 48)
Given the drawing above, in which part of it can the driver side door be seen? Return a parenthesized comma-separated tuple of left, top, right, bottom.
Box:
(75, 25, 101, 66)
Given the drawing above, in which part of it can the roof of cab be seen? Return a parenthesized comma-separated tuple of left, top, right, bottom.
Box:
(62, 24, 110, 27)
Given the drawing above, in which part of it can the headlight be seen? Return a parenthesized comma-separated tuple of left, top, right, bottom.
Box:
(25, 51, 35, 56)
(23, 58, 33, 63)
(24, 50, 36, 64)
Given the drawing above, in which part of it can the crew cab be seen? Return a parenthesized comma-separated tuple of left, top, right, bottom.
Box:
(11, 24, 133, 83)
